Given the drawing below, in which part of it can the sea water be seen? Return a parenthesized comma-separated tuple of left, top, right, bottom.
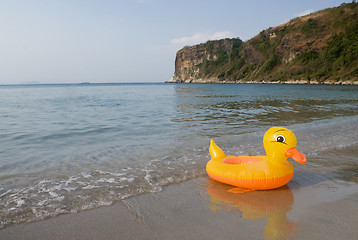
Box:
(0, 83, 357, 228)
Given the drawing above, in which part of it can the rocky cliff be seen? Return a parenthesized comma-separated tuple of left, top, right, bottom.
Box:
(168, 2, 358, 84)
(171, 38, 242, 83)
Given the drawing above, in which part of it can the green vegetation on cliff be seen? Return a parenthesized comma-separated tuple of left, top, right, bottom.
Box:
(173, 2, 358, 83)
(199, 38, 243, 79)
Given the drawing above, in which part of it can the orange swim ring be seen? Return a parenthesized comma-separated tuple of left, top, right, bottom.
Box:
(206, 127, 306, 190)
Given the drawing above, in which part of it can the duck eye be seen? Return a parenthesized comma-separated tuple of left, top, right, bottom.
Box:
(276, 135, 285, 143)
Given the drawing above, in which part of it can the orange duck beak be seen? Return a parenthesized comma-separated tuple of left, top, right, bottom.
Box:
(285, 148, 306, 163)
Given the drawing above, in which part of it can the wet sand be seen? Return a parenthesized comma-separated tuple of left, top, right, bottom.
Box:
(1, 174, 358, 240)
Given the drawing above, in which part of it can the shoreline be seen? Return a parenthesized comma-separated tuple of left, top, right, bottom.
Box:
(1, 174, 358, 240)
(1, 144, 358, 239)
(165, 78, 358, 85)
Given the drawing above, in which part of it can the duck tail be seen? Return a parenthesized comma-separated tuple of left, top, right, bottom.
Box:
(209, 139, 226, 161)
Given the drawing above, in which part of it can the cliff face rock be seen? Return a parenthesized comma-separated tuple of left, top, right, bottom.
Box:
(168, 2, 358, 84)
(172, 39, 242, 82)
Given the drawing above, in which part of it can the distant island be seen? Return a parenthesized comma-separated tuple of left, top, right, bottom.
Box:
(167, 2, 358, 85)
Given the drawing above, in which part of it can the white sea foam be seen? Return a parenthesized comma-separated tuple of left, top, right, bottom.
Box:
(0, 152, 206, 229)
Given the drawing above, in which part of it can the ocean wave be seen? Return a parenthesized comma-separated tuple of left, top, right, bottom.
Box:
(0, 152, 207, 229)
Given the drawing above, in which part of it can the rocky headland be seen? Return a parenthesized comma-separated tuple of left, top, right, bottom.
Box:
(167, 2, 358, 85)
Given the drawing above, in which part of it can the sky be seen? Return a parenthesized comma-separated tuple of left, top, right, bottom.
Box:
(0, 0, 346, 84)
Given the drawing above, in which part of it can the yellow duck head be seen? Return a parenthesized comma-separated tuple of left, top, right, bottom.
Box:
(263, 127, 306, 165)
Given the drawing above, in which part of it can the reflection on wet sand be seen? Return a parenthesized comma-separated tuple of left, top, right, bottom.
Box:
(206, 179, 297, 240)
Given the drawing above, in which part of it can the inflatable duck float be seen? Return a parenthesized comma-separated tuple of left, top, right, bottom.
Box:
(206, 127, 306, 190)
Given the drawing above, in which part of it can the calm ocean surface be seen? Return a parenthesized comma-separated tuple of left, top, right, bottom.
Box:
(1, 83, 358, 228)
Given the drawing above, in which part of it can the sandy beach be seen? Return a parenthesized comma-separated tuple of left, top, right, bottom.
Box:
(1, 150, 358, 240)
